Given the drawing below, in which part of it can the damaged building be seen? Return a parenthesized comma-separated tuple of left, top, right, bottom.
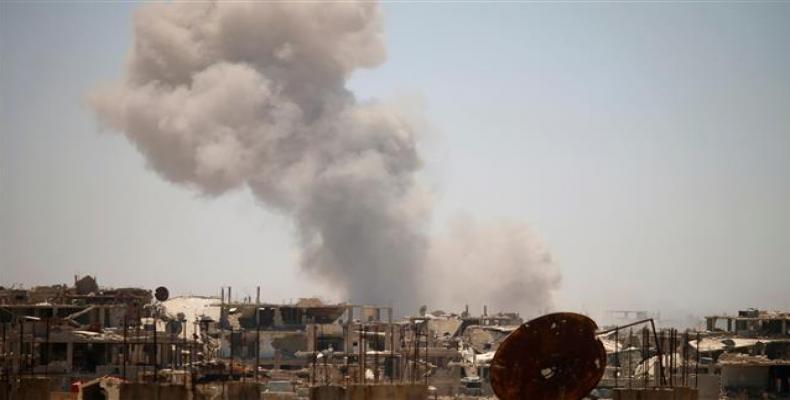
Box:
(1, 279, 531, 399)
(1, 277, 199, 394)
(695, 309, 790, 398)
(590, 308, 790, 399)
(7, 278, 788, 400)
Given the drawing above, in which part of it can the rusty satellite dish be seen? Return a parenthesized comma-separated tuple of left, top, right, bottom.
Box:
(490, 312, 606, 400)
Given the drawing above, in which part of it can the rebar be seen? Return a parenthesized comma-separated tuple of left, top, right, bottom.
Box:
(614, 327, 619, 388)
(695, 331, 700, 389)
(627, 328, 633, 389)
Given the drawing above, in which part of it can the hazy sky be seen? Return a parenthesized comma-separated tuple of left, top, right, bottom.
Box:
(2, 1, 789, 320)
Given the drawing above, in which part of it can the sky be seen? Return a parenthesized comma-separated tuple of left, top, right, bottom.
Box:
(2, 1, 789, 322)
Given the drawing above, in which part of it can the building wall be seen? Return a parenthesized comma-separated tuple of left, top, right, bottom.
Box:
(118, 383, 189, 400)
(612, 387, 699, 400)
(695, 373, 721, 400)
(310, 384, 427, 400)
(721, 365, 770, 391)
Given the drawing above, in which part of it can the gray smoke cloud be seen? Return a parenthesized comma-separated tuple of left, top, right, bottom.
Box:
(428, 216, 561, 316)
(89, 1, 559, 315)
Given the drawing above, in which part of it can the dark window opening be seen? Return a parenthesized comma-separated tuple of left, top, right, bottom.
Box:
(317, 337, 344, 352)
(73, 343, 108, 373)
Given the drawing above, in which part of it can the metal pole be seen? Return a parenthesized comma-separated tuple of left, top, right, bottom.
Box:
(255, 287, 260, 382)
(682, 330, 686, 387)
(671, 329, 676, 387)
(358, 324, 364, 384)
(2, 322, 6, 384)
(659, 329, 665, 387)
(153, 314, 158, 381)
(373, 323, 386, 383)
(191, 319, 197, 391)
(695, 332, 700, 389)
(229, 286, 235, 384)
(688, 331, 692, 387)
(390, 323, 395, 384)
(44, 316, 50, 377)
(682, 330, 688, 387)
(669, 329, 673, 387)
(666, 329, 670, 386)
(323, 324, 329, 385)
(627, 328, 633, 389)
(674, 329, 677, 387)
(665, 330, 669, 387)
(642, 328, 648, 389)
(123, 316, 128, 380)
(229, 328, 234, 382)
(29, 320, 34, 376)
(323, 329, 328, 385)
(171, 324, 176, 384)
(361, 324, 367, 385)
(413, 322, 418, 384)
(182, 316, 187, 386)
(598, 318, 656, 336)
(345, 306, 351, 387)
(424, 323, 429, 386)
(136, 315, 141, 382)
(674, 329, 678, 387)
(614, 327, 619, 388)
(18, 319, 23, 377)
(649, 319, 664, 386)
(374, 324, 379, 383)
(3, 322, 8, 395)
(402, 325, 408, 382)
(311, 322, 317, 386)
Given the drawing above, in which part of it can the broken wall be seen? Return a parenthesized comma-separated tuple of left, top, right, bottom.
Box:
(721, 365, 770, 391)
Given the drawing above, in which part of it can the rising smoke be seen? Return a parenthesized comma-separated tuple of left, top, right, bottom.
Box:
(89, 1, 560, 315)
(427, 216, 561, 315)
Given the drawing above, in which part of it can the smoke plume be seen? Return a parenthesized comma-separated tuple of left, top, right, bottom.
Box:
(428, 216, 561, 316)
(90, 1, 559, 315)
